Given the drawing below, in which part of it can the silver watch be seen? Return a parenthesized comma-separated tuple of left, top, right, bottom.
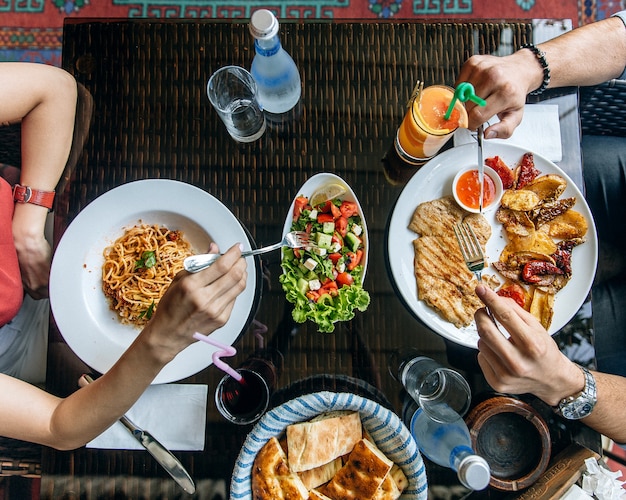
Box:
(554, 365, 597, 420)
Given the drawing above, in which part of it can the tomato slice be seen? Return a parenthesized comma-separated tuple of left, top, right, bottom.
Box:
(317, 213, 334, 224)
(335, 216, 348, 237)
(320, 280, 339, 296)
(346, 249, 363, 271)
(328, 252, 342, 264)
(340, 200, 358, 218)
(336, 272, 354, 287)
(294, 196, 309, 220)
(318, 200, 333, 213)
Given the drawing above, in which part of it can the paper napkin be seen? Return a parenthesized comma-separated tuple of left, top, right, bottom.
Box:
(454, 104, 563, 162)
(87, 383, 208, 451)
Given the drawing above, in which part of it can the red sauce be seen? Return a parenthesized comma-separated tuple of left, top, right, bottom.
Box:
(455, 170, 496, 209)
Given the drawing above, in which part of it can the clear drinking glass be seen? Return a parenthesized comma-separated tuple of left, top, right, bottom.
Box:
(394, 84, 468, 165)
(389, 349, 471, 423)
(207, 66, 266, 143)
(214, 368, 270, 425)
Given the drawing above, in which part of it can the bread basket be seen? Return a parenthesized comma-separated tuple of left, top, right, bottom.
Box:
(230, 391, 428, 499)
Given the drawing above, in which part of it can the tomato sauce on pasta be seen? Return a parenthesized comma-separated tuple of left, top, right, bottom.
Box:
(102, 224, 193, 327)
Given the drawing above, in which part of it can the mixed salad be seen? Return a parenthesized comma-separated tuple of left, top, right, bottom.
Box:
(279, 194, 370, 333)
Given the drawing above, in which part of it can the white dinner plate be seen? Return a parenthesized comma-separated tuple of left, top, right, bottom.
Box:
(50, 179, 260, 384)
(387, 143, 598, 349)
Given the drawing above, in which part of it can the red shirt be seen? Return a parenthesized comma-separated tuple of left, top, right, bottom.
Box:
(0, 177, 23, 326)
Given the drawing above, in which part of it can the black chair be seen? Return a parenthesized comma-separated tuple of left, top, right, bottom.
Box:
(579, 79, 626, 137)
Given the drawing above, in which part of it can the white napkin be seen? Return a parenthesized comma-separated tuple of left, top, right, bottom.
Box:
(453, 104, 562, 162)
(87, 384, 208, 451)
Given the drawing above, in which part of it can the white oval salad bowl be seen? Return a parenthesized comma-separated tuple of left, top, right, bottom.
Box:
(280, 173, 370, 333)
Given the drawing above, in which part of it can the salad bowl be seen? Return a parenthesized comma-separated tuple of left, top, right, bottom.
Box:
(280, 173, 370, 333)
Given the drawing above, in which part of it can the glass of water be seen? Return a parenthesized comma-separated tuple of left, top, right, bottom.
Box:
(207, 66, 266, 143)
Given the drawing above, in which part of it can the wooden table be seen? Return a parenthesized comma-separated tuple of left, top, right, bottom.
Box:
(40, 18, 598, 498)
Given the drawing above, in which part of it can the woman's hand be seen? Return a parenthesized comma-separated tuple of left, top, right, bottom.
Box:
(137, 242, 248, 365)
(12, 204, 52, 299)
(474, 284, 584, 406)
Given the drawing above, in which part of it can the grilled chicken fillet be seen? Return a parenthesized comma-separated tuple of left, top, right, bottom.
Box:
(410, 196, 491, 328)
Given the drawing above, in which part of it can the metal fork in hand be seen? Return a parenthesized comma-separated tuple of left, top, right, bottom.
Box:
(454, 222, 485, 280)
(454, 221, 504, 331)
(183, 230, 311, 273)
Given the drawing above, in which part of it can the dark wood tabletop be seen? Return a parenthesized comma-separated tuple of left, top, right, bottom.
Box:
(40, 18, 598, 499)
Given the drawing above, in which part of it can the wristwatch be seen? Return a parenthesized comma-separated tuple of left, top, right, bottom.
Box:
(554, 365, 597, 420)
(12, 184, 55, 210)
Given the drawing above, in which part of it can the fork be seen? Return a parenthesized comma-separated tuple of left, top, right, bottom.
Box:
(183, 231, 312, 273)
(454, 221, 504, 332)
(454, 222, 485, 280)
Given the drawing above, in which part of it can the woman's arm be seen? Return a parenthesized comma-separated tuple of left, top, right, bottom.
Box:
(0, 244, 247, 450)
(0, 62, 78, 298)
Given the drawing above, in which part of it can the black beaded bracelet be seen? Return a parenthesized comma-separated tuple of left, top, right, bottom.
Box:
(520, 43, 551, 95)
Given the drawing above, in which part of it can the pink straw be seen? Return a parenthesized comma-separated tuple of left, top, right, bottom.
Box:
(193, 332, 243, 383)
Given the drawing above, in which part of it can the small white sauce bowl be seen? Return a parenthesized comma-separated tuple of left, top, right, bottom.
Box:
(452, 165, 503, 213)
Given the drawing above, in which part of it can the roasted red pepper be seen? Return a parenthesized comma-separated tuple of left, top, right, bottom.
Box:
(497, 283, 526, 309)
(522, 260, 564, 283)
(485, 156, 516, 189)
(516, 152, 540, 189)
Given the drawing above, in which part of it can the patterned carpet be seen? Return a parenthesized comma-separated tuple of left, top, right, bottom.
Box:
(1, 0, 621, 65)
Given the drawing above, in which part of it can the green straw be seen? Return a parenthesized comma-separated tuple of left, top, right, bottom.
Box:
(444, 82, 486, 120)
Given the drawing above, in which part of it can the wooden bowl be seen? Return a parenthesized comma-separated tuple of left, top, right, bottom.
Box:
(465, 395, 551, 491)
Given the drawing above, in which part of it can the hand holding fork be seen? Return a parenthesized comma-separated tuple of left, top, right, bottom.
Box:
(184, 231, 312, 274)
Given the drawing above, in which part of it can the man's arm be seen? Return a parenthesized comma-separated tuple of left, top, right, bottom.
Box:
(540, 15, 626, 88)
(457, 14, 626, 136)
(475, 285, 626, 443)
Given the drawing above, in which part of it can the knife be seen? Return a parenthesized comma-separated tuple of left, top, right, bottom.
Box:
(79, 374, 196, 494)
(477, 123, 485, 213)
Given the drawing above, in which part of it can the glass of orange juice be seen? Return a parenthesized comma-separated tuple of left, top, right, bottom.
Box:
(395, 85, 468, 165)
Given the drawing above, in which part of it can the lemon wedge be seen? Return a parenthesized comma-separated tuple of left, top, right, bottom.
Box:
(309, 183, 347, 207)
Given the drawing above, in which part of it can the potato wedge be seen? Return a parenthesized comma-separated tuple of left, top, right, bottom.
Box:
(523, 174, 567, 201)
(530, 288, 555, 330)
(500, 230, 557, 259)
(500, 189, 540, 211)
(540, 209, 589, 239)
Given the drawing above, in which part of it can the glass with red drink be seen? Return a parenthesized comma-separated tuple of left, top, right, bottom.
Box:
(215, 368, 270, 425)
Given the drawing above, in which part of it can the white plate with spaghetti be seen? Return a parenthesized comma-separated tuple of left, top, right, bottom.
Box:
(386, 143, 598, 349)
(50, 179, 260, 384)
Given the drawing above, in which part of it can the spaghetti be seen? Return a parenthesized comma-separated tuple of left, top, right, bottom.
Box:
(102, 223, 194, 327)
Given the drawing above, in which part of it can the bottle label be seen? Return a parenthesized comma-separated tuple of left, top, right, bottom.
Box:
(450, 445, 473, 469)
(254, 40, 280, 57)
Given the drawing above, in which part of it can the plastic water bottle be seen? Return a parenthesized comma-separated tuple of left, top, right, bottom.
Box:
(389, 349, 471, 422)
(409, 402, 491, 491)
(249, 9, 301, 114)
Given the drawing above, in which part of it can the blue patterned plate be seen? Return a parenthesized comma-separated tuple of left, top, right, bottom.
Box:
(230, 391, 428, 499)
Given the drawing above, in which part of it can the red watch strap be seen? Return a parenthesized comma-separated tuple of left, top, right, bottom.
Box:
(12, 184, 55, 210)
